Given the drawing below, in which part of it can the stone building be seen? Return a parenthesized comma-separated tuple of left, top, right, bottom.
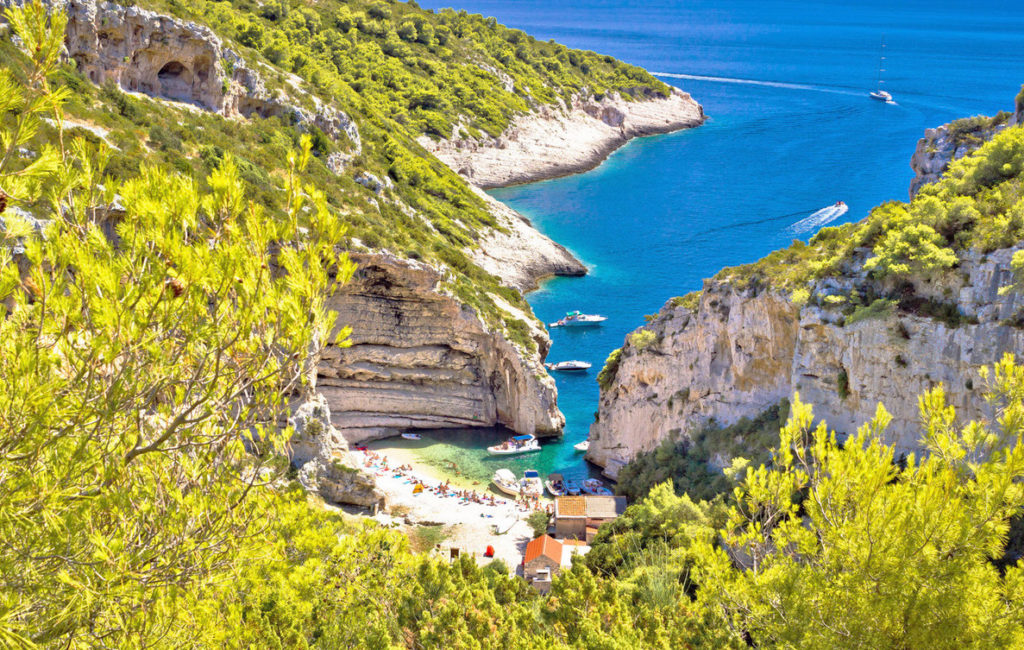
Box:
(523, 535, 563, 593)
(553, 495, 627, 542)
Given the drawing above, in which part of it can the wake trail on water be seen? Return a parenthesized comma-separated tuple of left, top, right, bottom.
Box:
(787, 204, 849, 234)
(653, 72, 865, 98)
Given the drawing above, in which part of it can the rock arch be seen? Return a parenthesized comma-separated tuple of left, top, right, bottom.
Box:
(156, 60, 193, 103)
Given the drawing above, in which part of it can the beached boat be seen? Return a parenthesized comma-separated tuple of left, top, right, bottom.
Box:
(545, 473, 567, 497)
(574, 439, 590, 452)
(493, 516, 518, 535)
(492, 469, 521, 497)
(545, 360, 592, 372)
(563, 479, 582, 496)
(401, 433, 421, 440)
(549, 310, 607, 328)
(520, 469, 543, 497)
(581, 478, 613, 496)
(487, 434, 541, 455)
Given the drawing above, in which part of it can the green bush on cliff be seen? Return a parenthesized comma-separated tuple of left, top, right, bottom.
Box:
(615, 400, 788, 502)
(597, 347, 623, 390)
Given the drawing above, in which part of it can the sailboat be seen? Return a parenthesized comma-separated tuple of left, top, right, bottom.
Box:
(869, 36, 893, 103)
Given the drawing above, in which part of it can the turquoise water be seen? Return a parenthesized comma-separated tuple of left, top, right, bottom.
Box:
(407, 0, 1024, 485)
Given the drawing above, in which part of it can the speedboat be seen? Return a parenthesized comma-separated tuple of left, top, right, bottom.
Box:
(401, 433, 421, 440)
(581, 478, 613, 496)
(492, 469, 521, 497)
(545, 472, 567, 497)
(487, 434, 541, 455)
(574, 439, 590, 452)
(545, 360, 592, 372)
(549, 311, 607, 328)
(563, 479, 582, 496)
(520, 469, 543, 497)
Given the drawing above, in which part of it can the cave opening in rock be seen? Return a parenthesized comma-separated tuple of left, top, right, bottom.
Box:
(156, 60, 193, 103)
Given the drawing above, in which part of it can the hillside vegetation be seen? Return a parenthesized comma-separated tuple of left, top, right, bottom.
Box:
(4, 3, 1024, 648)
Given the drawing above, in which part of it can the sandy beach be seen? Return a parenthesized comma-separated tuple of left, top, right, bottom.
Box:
(352, 445, 552, 571)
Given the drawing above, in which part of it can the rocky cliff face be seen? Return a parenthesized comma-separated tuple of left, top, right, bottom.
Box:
(288, 392, 387, 509)
(419, 88, 704, 189)
(4, 0, 360, 145)
(589, 246, 1024, 478)
(318, 253, 563, 443)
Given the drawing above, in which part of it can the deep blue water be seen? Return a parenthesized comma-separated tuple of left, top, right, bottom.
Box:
(411, 0, 1024, 484)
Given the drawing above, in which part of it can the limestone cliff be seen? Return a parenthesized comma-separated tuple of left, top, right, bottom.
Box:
(419, 88, 704, 189)
(318, 253, 563, 443)
(589, 246, 1024, 478)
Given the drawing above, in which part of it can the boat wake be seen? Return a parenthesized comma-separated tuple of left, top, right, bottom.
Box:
(652, 72, 864, 98)
(787, 203, 849, 234)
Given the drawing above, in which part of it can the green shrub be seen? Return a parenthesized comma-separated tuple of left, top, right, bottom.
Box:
(844, 298, 896, 326)
(629, 329, 657, 351)
(597, 348, 622, 390)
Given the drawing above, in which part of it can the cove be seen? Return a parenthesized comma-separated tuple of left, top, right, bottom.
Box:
(403, 0, 1024, 486)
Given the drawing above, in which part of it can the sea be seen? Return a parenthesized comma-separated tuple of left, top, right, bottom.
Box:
(379, 0, 1024, 489)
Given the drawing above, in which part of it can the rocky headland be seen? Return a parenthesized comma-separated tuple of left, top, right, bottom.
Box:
(419, 88, 705, 189)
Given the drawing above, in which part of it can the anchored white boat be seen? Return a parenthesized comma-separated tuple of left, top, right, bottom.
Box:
(563, 479, 582, 496)
(520, 469, 543, 498)
(869, 36, 894, 103)
(549, 311, 607, 328)
(487, 434, 541, 455)
(492, 469, 521, 497)
(581, 478, 613, 496)
(545, 473, 567, 497)
(573, 439, 590, 452)
(546, 360, 592, 372)
(401, 433, 421, 440)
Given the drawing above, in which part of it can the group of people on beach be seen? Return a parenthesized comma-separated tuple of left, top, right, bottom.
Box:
(355, 449, 548, 513)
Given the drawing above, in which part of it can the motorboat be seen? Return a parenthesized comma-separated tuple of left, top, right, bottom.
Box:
(545, 472, 567, 497)
(545, 360, 592, 372)
(487, 434, 541, 455)
(520, 469, 543, 498)
(563, 479, 582, 496)
(869, 37, 894, 103)
(549, 311, 607, 328)
(492, 469, 521, 497)
(401, 433, 421, 440)
(581, 478, 613, 496)
(573, 439, 590, 452)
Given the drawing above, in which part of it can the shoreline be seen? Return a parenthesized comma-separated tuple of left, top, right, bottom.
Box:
(420, 88, 705, 191)
(354, 444, 551, 569)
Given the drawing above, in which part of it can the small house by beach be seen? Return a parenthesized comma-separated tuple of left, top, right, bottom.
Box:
(553, 495, 627, 542)
(523, 535, 563, 593)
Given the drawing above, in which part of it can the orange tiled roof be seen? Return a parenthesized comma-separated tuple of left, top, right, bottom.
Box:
(524, 535, 563, 564)
(555, 496, 587, 517)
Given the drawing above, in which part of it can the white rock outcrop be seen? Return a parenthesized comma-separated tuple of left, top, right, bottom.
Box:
(288, 393, 387, 509)
(318, 253, 563, 443)
(419, 88, 704, 189)
(589, 246, 1024, 478)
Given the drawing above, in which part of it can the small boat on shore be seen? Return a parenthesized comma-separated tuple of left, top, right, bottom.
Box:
(545, 473, 567, 497)
(401, 433, 422, 440)
(581, 478, 613, 496)
(574, 439, 590, 452)
(492, 469, 521, 497)
(546, 360, 592, 372)
(563, 479, 582, 496)
(549, 311, 607, 328)
(520, 469, 543, 497)
(487, 434, 541, 455)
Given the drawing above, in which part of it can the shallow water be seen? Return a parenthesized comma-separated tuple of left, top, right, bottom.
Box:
(405, 0, 1024, 485)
